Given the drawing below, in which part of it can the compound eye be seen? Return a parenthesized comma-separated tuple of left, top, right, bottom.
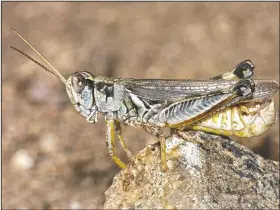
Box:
(72, 73, 86, 93)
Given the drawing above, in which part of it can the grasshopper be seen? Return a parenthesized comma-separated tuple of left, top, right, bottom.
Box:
(9, 27, 279, 171)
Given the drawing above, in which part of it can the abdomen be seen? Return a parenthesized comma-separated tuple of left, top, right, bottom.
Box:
(190, 99, 276, 138)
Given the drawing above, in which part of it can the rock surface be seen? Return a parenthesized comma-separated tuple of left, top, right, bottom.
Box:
(104, 131, 279, 209)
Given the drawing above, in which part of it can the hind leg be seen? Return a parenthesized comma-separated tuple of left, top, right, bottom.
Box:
(210, 59, 255, 80)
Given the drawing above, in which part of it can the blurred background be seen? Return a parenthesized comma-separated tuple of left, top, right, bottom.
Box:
(2, 2, 279, 209)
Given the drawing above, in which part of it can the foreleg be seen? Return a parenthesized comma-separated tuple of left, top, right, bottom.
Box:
(105, 117, 126, 169)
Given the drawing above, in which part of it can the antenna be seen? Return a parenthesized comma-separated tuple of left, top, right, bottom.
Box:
(10, 46, 65, 82)
(9, 26, 67, 84)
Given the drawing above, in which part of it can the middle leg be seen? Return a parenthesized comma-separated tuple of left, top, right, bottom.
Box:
(114, 121, 133, 159)
(132, 123, 168, 171)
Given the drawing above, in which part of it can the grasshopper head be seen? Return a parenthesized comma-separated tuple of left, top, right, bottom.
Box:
(66, 71, 98, 123)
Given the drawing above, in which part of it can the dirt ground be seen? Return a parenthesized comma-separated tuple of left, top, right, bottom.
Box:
(2, 2, 279, 209)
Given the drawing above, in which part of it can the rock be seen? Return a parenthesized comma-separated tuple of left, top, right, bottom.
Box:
(104, 131, 279, 209)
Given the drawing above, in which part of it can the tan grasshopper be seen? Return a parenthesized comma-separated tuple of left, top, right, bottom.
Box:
(9, 27, 279, 171)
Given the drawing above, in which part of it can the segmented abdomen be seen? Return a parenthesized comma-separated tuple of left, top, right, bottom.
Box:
(157, 93, 231, 126)
(191, 100, 276, 137)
